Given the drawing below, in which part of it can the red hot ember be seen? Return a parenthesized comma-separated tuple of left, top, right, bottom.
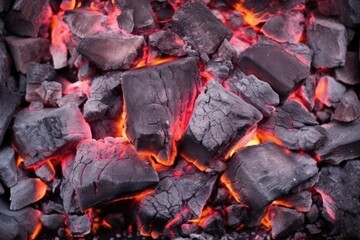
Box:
(0, 0, 359, 239)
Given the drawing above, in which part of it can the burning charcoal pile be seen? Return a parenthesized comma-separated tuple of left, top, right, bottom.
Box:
(0, 0, 360, 239)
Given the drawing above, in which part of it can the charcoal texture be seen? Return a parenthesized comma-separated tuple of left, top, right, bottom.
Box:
(40, 214, 66, 230)
(318, 0, 360, 27)
(0, 88, 19, 145)
(117, 9, 134, 33)
(238, 41, 310, 99)
(77, 33, 144, 71)
(35, 161, 55, 182)
(10, 178, 47, 210)
(149, 30, 186, 56)
(180, 80, 262, 170)
(13, 104, 92, 167)
(332, 90, 360, 122)
(221, 142, 318, 210)
(0, 146, 17, 188)
(276, 191, 312, 213)
(0, 40, 11, 85)
(137, 159, 217, 237)
(172, 1, 232, 54)
(335, 51, 360, 85)
(122, 58, 200, 166)
(68, 214, 91, 236)
(72, 138, 159, 210)
(269, 206, 304, 239)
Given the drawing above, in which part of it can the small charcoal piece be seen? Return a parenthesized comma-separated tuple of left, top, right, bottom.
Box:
(35, 81, 62, 106)
(275, 191, 312, 213)
(269, 206, 305, 239)
(35, 161, 55, 182)
(0, 40, 11, 85)
(238, 41, 310, 99)
(117, 9, 134, 33)
(213, 39, 238, 62)
(259, 100, 326, 151)
(315, 119, 360, 164)
(226, 71, 279, 116)
(315, 76, 347, 108)
(63, 9, 104, 38)
(0, 88, 19, 145)
(299, 76, 316, 110)
(0, 146, 17, 188)
(10, 178, 47, 210)
(221, 142, 318, 210)
(72, 138, 159, 210)
(136, 159, 217, 237)
(201, 213, 225, 236)
(332, 90, 360, 122)
(5, 0, 49, 37)
(115, 0, 155, 31)
(40, 214, 66, 230)
(335, 51, 360, 85)
(68, 214, 91, 237)
(13, 104, 92, 167)
(122, 57, 200, 166)
(0, 198, 42, 240)
(225, 204, 248, 228)
(149, 30, 186, 56)
(5, 36, 50, 74)
(77, 33, 144, 71)
(307, 16, 347, 68)
(57, 91, 86, 107)
(179, 80, 262, 170)
(172, 1, 232, 54)
(315, 160, 360, 238)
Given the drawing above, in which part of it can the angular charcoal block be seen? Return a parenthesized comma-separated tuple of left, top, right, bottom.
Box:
(172, 1, 232, 54)
(117, 9, 134, 33)
(238, 41, 310, 99)
(307, 17, 347, 68)
(259, 100, 326, 151)
(137, 159, 217, 237)
(0, 198, 42, 240)
(35, 81, 62, 106)
(315, 160, 360, 238)
(179, 80, 262, 170)
(40, 214, 66, 230)
(68, 214, 91, 236)
(299, 76, 316, 110)
(77, 33, 144, 71)
(116, 0, 155, 31)
(84, 71, 123, 121)
(315, 76, 347, 108)
(5, 36, 50, 74)
(315, 119, 360, 164)
(0, 40, 11, 85)
(72, 138, 159, 210)
(221, 142, 318, 210)
(213, 39, 238, 62)
(10, 178, 47, 210)
(0, 146, 17, 188)
(201, 213, 225, 236)
(149, 30, 186, 56)
(5, 0, 49, 37)
(13, 104, 92, 167)
(122, 58, 200, 166)
(282, 42, 313, 67)
(269, 206, 305, 239)
(332, 90, 360, 122)
(335, 51, 360, 85)
(0, 88, 20, 145)
(225, 204, 247, 228)
(35, 161, 55, 182)
(57, 91, 86, 108)
(226, 72, 279, 116)
(275, 191, 312, 213)
(27, 62, 56, 84)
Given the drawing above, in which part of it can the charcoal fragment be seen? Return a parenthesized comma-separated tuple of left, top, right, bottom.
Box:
(149, 30, 186, 56)
(332, 90, 360, 122)
(0, 88, 20, 145)
(335, 51, 360, 85)
(0, 146, 17, 188)
(201, 213, 225, 236)
(117, 9, 134, 33)
(275, 191, 312, 213)
(315, 76, 347, 108)
(35, 81, 62, 106)
(35, 161, 55, 182)
(40, 214, 66, 230)
(269, 206, 305, 239)
(0, 40, 11, 85)
(225, 204, 247, 228)
(10, 178, 47, 210)
(213, 39, 238, 62)
(68, 214, 91, 237)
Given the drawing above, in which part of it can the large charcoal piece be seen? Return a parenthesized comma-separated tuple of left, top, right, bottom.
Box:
(122, 57, 200, 166)
(180, 80, 262, 170)
(137, 159, 217, 237)
(315, 119, 360, 164)
(172, 1, 232, 54)
(13, 104, 92, 167)
(0, 88, 19, 145)
(221, 142, 318, 210)
(315, 160, 360, 238)
(0, 146, 17, 188)
(307, 17, 347, 68)
(238, 41, 310, 99)
(259, 100, 326, 151)
(333, 90, 360, 122)
(77, 33, 144, 71)
(5, 0, 49, 37)
(72, 137, 159, 210)
(0, 198, 42, 240)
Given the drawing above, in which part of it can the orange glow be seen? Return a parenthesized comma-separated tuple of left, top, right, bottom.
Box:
(29, 223, 42, 240)
(134, 189, 156, 202)
(135, 56, 178, 68)
(189, 206, 215, 224)
(315, 189, 336, 221)
(233, 2, 266, 27)
(220, 175, 249, 207)
(62, 79, 90, 96)
(200, 71, 214, 84)
(16, 155, 24, 168)
(260, 206, 272, 230)
(116, 102, 129, 142)
(225, 127, 258, 159)
(314, 77, 329, 107)
(287, 88, 308, 109)
(34, 179, 48, 202)
(257, 130, 284, 147)
(60, 0, 76, 10)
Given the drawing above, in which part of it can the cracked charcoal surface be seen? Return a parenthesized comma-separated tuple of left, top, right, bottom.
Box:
(13, 104, 92, 167)
(122, 57, 200, 166)
(222, 142, 318, 210)
(72, 137, 159, 210)
(180, 80, 262, 170)
(0, 87, 19, 146)
(259, 100, 326, 151)
(315, 160, 360, 238)
(226, 72, 279, 116)
(0, 146, 17, 188)
(171, 1, 232, 54)
(136, 159, 217, 237)
(77, 33, 144, 71)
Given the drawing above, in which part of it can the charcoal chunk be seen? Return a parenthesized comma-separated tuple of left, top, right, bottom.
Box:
(315, 76, 347, 108)
(275, 191, 312, 213)
(213, 39, 238, 62)
(35, 161, 55, 182)
(180, 80, 262, 170)
(269, 206, 304, 239)
(335, 51, 360, 85)
(332, 90, 360, 122)
(149, 30, 186, 56)
(27, 62, 56, 84)
(238, 41, 310, 99)
(307, 17, 347, 68)
(315, 119, 360, 164)
(0, 146, 17, 188)
(117, 9, 134, 33)
(201, 213, 225, 236)
(35, 81, 62, 106)
(226, 72, 279, 116)
(315, 160, 360, 238)
(5, 36, 50, 74)
(221, 142, 318, 210)
(137, 159, 217, 237)
(318, 0, 360, 27)
(122, 58, 200, 166)
(77, 33, 144, 71)
(225, 204, 247, 228)
(10, 178, 47, 210)
(0, 88, 20, 145)
(13, 104, 92, 167)
(172, 1, 232, 54)
(299, 76, 316, 110)
(40, 214, 66, 230)
(72, 138, 159, 210)
(68, 214, 91, 237)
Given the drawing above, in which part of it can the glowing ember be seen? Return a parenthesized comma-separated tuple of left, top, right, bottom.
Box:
(314, 77, 329, 107)
(315, 189, 336, 221)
